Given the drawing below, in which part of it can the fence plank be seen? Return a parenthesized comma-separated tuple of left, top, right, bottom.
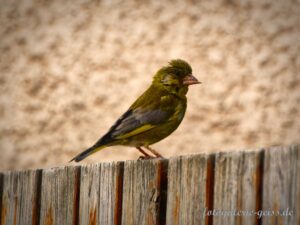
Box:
(166, 154, 208, 225)
(0, 170, 41, 225)
(79, 162, 124, 225)
(78, 164, 100, 225)
(262, 145, 300, 225)
(121, 159, 167, 225)
(213, 150, 263, 225)
(39, 166, 80, 225)
(99, 162, 124, 225)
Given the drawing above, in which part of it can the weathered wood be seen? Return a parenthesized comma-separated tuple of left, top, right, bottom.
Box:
(0, 145, 299, 225)
(39, 166, 80, 225)
(262, 145, 300, 225)
(0, 173, 3, 225)
(121, 158, 167, 225)
(213, 150, 263, 225)
(78, 163, 100, 225)
(79, 162, 124, 225)
(0, 170, 41, 225)
(99, 162, 124, 225)
(166, 154, 208, 225)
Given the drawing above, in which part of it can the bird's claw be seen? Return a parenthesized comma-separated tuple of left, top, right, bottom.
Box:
(138, 155, 155, 160)
(138, 155, 165, 160)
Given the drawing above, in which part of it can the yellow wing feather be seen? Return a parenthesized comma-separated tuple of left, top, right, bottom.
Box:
(115, 124, 155, 139)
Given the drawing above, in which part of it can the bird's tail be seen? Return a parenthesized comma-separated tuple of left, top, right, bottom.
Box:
(69, 144, 107, 162)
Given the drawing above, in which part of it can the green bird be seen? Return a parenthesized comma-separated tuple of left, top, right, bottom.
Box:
(70, 59, 200, 162)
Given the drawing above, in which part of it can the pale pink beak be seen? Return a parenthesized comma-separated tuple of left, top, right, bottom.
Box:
(183, 74, 201, 85)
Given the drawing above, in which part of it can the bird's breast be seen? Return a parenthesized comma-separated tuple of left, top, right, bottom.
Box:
(175, 101, 186, 122)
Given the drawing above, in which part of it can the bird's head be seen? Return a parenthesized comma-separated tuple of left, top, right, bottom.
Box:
(153, 59, 200, 96)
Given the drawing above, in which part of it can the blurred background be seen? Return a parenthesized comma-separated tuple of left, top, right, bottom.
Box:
(0, 0, 299, 171)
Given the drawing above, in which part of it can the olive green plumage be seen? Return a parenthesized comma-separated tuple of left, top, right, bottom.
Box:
(70, 59, 200, 162)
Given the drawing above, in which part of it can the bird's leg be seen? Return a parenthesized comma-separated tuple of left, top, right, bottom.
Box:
(145, 146, 164, 158)
(136, 147, 155, 160)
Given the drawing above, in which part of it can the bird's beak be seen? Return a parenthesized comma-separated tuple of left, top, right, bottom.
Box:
(183, 74, 201, 85)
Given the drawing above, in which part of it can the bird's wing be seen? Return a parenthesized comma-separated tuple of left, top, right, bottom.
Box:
(94, 86, 179, 146)
(105, 106, 172, 140)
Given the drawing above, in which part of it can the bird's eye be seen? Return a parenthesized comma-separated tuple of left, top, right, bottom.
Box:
(161, 78, 171, 86)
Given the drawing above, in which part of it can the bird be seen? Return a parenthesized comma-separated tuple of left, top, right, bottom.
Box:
(70, 59, 200, 162)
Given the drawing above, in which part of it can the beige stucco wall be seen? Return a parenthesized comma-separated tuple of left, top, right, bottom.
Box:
(0, 0, 299, 171)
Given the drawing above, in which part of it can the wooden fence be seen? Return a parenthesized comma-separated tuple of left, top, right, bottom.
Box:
(0, 145, 299, 225)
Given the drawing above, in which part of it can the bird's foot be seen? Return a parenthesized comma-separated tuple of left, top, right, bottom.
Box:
(136, 146, 164, 160)
(137, 147, 155, 160)
(138, 155, 156, 160)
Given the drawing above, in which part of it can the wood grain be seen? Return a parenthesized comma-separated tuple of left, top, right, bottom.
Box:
(39, 166, 80, 225)
(0, 145, 299, 225)
(78, 162, 124, 225)
(213, 150, 263, 225)
(166, 154, 208, 225)
(0, 169, 41, 225)
(262, 145, 300, 225)
(121, 158, 167, 225)
(99, 161, 124, 225)
(78, 163, 101, 225)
